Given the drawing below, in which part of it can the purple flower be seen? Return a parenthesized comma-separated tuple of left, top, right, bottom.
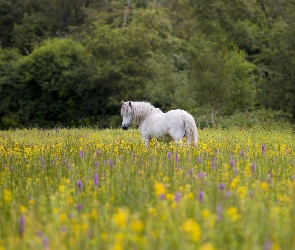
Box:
(249, 190, 254, 199)
(94, 174, 99, 186)
(77, 203, 82, 212)
(132, 153, 136, 159)
(96, 150, 100, 156)
(42, 237, 49, 250)
(261, 144, 265, 154)
(225, 191, 231, 198)
(216, 205, 223, 221)
(240, 150, 244, 157)
(174, 192, 181, 202)
(251, 163, 256, 174)
(175, 153, 179, 163)
(198, 191, 204, 203)
(18, 216, 25, 239)
(79, 150, 85, 159)
(189, 168, 194, 177)
(109, 159, 114, 168)
(211, 159, 216, 169)
(230, 156, 234, 168)
(197, 172, 206, 179)
(77, 180, 83, 191)
(94, 161, 98, 167)
(218, 183, 225, 191)
(160, 194, 165, 201)
(198, 156, 202, 164)
(167, 151, 172, 160)
(264, 239, 272, 250)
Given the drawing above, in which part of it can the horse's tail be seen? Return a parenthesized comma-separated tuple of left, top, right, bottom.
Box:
(183, 112, 198, 146)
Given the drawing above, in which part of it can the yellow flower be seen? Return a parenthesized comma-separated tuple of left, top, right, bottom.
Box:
(237, 186, 247, 199)
(3, 189, 12, 202)
(112, 209, 128, 228)
(260, 182, 268, 190)
(181, 218, 201, 242)
(59, 185, 66, 192)
(88, 209, 98, 220)
(148, 208, 156, 215)
(101, 233, 108, 241)
(131, 220, 144, 232)
(202, 209, 211, 219)
(226, 206, 241, 222)
(59, 213, 68, 223)
(200, 243, 215, 250)
(19, 205, 27, 214)
(154, 182, 166, 196)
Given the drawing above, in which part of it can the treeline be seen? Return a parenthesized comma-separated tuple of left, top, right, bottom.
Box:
(0, 0, 294, 128)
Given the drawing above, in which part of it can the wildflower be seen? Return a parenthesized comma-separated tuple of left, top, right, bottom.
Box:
(216, 205, 223, 221)
(131, 220, 144, 232)
(225, 206, 241, 222)
(240, 150, 244, 156)
(154, 182, 166, 196)
(19, 205, 27, 214)
(211, 159, 216, 169)
(261, 144, 265, 154)
(109, 159, 114, 168)
(94, 161, 98, 167)
(199, 243, 215, 250)
(77, 180, 83, 191)
(79, 150, 85, 159)
(198, 156, 202, 163)
(88, 209, 98, 220)
(175, 153, 179, 162)
(93, 174, 99, 186)
(18, 216, 25, 239)
(197, 172, 206, 179)
(59, 213, 68, 224)
(230, 156, 234, 168)
(218, 183, 225, 191)
(167, 151, 172, 160)
(77, 203, 82, 213)
(42, 237, 49, 250)
(189, 168, 194, 176)
(3, 189, 12, 202)
(112, 209, 128, 228)
(174, 192, 181, 202)
(181, 218, 201, 242)
(198, 191, 204, 203)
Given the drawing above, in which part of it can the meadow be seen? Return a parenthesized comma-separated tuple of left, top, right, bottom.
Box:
(0, 127, 295, 250)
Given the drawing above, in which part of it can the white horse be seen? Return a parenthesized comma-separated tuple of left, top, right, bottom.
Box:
(121, 101, 198, 146)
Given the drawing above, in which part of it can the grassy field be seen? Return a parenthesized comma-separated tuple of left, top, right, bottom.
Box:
(0, 127, 295, 250)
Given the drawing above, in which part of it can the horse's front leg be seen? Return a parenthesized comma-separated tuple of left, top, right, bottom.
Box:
(142, 137, 150, 146)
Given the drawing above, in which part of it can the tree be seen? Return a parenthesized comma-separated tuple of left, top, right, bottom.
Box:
(189, 37, 256, 125)
(0, 48, 22, 128)
(17, 38, 93, 126)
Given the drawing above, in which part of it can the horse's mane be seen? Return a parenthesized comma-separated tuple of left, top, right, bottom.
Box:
(131, 101, 162, 124)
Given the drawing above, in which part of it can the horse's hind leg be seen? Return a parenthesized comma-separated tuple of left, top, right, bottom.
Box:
(171, 130, 185, 145)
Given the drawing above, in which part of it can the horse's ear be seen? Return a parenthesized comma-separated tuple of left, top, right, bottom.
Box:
(129, 101, 132, 107)
(121, 101, 124, 105)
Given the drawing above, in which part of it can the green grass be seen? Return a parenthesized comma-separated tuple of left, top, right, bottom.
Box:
(0, 127, 295, 250)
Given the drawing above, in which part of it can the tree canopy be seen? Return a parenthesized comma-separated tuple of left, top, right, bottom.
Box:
(0, 0, 294, 127)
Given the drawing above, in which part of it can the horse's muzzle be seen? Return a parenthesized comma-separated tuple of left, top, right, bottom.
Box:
(122, 125, 129, 130)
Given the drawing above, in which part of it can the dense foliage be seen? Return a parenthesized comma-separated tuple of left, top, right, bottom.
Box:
(0, 0, 295, 127)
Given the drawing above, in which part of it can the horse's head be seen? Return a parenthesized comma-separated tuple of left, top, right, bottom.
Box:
(121, 101, 133, 130)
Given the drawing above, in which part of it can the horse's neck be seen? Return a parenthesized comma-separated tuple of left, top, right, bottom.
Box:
(133, 103, 160, 124)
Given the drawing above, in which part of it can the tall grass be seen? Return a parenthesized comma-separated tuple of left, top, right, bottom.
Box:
(0, 127, 294, 249)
